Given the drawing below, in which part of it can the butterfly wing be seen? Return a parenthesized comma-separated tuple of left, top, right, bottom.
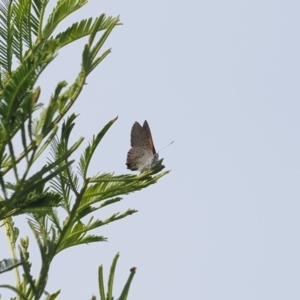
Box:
(130, 122, 149, 149)
(126, 147, 154, 172)
(127, 120, 158, 172)
(142, 120, 156, 154)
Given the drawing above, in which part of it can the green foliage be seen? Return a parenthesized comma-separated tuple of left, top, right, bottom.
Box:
(93, 253, 137, 300)
(0, 0, 169, 299)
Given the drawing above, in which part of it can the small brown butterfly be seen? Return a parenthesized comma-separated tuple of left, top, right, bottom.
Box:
(126, 121, 159, 172)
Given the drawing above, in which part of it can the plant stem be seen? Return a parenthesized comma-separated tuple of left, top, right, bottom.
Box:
(2, 218, 21, 286)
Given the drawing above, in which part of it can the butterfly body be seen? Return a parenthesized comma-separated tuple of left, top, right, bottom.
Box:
(126, 121, 159, 172)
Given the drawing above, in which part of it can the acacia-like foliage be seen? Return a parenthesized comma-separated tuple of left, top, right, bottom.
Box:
(0, 1, 168, 299)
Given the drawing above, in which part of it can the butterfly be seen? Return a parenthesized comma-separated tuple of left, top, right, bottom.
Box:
(126, 120, 159, 172)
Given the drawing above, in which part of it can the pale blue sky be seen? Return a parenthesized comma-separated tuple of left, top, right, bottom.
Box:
(2, 1, 300, 299)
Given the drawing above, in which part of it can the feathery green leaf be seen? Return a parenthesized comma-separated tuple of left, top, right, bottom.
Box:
(43, 0, 87, 39)
(78, 116, 118, 179)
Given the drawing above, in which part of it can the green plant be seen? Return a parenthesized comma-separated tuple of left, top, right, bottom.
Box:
(92, 253, 137, 300)
(0, 1, 169, 299)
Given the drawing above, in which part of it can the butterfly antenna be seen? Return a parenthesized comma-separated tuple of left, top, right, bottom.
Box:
(158, 141, 174, 153)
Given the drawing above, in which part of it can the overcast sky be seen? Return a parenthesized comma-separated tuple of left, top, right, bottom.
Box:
(2, 1, 300, 299)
